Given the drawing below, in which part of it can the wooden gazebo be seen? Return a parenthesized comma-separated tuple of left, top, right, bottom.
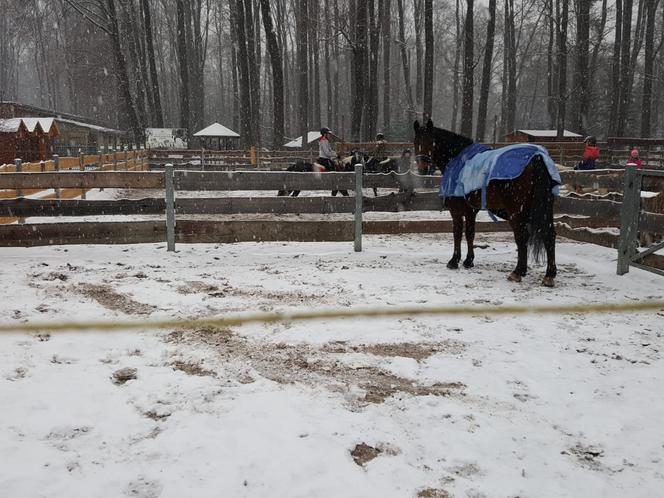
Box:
(193, 123, 240, 150)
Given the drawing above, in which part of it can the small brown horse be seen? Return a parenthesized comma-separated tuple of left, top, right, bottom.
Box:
(414, 119, 558, 287)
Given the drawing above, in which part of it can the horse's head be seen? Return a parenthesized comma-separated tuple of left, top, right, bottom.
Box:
(413, 119, 474, 173)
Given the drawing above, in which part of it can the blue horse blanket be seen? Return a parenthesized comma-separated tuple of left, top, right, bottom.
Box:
(439, 143, 561, 199)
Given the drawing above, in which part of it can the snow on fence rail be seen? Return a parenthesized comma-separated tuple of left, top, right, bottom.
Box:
(0, 167, 661, 273)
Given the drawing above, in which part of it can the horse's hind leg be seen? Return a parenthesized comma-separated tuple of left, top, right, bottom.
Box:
(508, 212, 529, 282)
(447, 199, 464, 269)
(463, 206, 478, 268)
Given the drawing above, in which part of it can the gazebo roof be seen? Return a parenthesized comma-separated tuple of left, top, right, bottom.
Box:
(283, 131, 320, 148)
(194, 122, 240, 138)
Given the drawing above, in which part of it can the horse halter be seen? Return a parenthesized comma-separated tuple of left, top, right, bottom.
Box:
(415, 154, 432, 164)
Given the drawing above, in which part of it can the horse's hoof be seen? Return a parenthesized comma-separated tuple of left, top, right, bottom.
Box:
(508, 272, 522, 283)
(542, 277, 555, 287)
(447, 261, 459, 270)
(463, 260, 474, 269)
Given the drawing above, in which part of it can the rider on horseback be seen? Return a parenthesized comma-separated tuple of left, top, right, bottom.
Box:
(367, 132, 388, 172)
(318, 127, 336, 171)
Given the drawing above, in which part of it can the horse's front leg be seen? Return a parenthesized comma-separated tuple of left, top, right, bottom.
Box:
(542, 216, 557, 287)
(508, 213, 529, 282)
(463, 207, 478, 268)
(447, 199, 463, 269)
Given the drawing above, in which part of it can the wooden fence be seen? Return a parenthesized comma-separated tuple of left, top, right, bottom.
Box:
(0, 151, 148, 224)
(0, 167, 661, 272)
(148, 138, 664, 171)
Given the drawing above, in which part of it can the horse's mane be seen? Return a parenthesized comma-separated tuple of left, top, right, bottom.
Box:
(431, 126, 474, 147)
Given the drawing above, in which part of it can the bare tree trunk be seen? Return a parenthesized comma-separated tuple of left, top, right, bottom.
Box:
(616, 0, 633, 136)
(546, 0, 556, 127)
(381, 0, 391, 134)
(296, 0, 309, 148)
(365, 0, 380, 139)
(396, 0, 414, 112)
(451, 0, 461, 130)
(233, 0, 253, 145)
(475, 0, 496, 141)
(311, 1, 321, 127)
(608, 0, 622, 137)
(142, 0, 163, 127)
(333, 0, 340, 132)
(641, 0, 659, 137)
(460, 0, 474, 137)
(260, 0, 284, 148)
(351, 0, 368, 141)
(556, 0, 569, 139)
(108, 0, 141, 142)
(570, 0, 590, 133)
(501, 0, 516, 137)
(244, 0, 261, 144)
(413, 0, 423, 108)
(423, 0, 433, 120)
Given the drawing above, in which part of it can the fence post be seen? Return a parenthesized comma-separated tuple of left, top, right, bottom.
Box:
(15, 159, 25, 224)
(125, 148, 129, 170)
(79, 150, 86, 199)
(113, 149, 118, 171)
(354, 164, 363, 252)
(53, 155, 61, 200)
(617, 164, 641, 275)
(201, 148, 205, 171)
(165, 163, 176, 252)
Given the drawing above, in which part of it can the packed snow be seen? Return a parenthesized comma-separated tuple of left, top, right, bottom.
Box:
(0, 233, 663, 497)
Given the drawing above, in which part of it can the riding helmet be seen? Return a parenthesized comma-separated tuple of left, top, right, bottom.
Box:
(320, 127, 331, 135)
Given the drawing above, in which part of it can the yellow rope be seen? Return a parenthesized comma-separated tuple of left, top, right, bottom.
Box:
(0, 300, 662, 334)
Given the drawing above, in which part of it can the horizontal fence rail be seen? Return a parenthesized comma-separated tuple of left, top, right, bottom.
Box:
(0, 170, 440, 191)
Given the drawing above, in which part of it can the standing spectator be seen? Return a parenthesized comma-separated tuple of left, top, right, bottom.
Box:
(574, 136, 600, 170)
(626, 148, 643, 169)
(398, 148, 413, 174)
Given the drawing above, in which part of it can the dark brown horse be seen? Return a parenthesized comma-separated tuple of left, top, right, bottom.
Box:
(413, 119, 558, 287)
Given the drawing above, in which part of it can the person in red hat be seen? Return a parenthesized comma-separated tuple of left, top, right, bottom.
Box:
(626, 148, 643, 169)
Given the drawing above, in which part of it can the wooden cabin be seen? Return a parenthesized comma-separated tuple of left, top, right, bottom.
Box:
(23, 118, 59, 160)
(0, 118, 33, 165)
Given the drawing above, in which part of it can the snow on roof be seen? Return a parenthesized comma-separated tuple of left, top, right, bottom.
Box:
(22, 117, 56, 133)
(56, 117, 124, 134)
(194, 122, 240, 137)
(516, 129, 583, 138)
(283, 131, 320, 148)
(0, 118, 25, 133)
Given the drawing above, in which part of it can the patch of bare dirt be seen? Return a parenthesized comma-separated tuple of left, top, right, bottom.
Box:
(351, 443, 381, 466)
(167, 327, 465, 407)
(417, 489, 451, 498)
(321, 340, 466, 361)
(77, 283, 156, 315)
(171, 360, 216, 377)
(563, 443, 606, 471)
(177, 280, 326, 304)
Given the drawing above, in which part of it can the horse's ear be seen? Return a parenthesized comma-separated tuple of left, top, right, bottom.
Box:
(426, 119, 434, 130)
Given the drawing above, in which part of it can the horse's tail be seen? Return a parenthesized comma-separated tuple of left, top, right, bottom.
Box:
(528, 156, 555, 263)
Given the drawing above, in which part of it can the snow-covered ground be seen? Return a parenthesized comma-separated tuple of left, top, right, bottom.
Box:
(1, 234, 663, 498)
